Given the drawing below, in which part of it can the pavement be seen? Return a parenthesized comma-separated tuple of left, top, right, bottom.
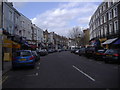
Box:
(2, 61, 12, 76)
(2, 51, 120, 88)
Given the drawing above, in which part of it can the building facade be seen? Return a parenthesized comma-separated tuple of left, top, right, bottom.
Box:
(82, 28, 90, 46)
(3, 2, 14, 35)
(89, 1, 120, 48)
(20, 14, 32, 42)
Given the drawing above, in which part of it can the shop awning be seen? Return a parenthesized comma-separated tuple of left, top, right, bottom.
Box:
(113, 39, 120, 44)
(3, 39, 13, 48)
(12, 42, 21, 48)
(3, 39, 21, 48)
(102, 38, 118, 45)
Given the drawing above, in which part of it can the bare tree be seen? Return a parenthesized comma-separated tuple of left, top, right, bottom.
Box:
(68, 26, 83, 47)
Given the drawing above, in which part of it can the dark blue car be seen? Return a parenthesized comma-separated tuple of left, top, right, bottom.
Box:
(12, 50, 35, 69)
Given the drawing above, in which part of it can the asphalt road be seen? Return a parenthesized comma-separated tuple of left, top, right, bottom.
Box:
(2, 51, 120, 88)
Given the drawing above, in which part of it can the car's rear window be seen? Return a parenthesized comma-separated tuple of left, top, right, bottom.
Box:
(15, 51, 31, 57)
(105, 49, 119, 54)
(97, 50, 105, 53)
(32, 51, 37, 55)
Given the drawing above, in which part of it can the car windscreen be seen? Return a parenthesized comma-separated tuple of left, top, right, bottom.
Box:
(15, 51, 31, 57)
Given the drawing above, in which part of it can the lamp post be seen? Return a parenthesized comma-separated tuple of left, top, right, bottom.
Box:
(77, 34, 81, 47)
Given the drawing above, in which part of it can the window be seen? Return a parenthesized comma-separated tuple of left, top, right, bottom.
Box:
(109, 23, 112, 34)
(103, 4, 106, 11)
(104, 15, 106, 23)
(9, 10, 13, 21)
(102, 16, 104, 23)
(114, 20, 118, 34)
(100, 17, 103, 24)
(101, 27, 104, 37)
(104, 25, 107, 36)
(106, 2, 108, 9)
(109, 11, 112, 20)
(102, 6, 103, 12)
(108, 2, 111, 7)
(111, 2, 113, 5)
(100, 7, 102, 13)
(113, 7, 117, 17)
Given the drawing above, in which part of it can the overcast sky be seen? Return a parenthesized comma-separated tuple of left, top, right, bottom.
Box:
(13, 2, 101, 36)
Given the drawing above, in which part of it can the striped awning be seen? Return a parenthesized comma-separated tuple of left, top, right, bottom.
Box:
(102, 38, 118, 45)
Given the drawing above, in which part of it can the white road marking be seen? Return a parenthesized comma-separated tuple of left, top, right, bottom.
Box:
(35, 73, 39, 76)
(36, 67, 40, 70)
(73, 65, 95, 81)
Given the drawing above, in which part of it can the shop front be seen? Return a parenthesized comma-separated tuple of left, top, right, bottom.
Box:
(102, 38, 118, 49)
(3, 39, 21, 61)
(99, 38, 107, 48)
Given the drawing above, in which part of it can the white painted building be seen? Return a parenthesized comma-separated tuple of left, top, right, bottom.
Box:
(3, 2, 14, 35)
(36, 26, 44, 43)
(48, 32, 54, 44)
(14, 9, 21, 36)
(20, 13, 32, 41)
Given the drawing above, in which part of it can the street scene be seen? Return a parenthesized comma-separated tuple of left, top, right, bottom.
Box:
(0, 0, 120, 89)
(2, 51, 120, 88)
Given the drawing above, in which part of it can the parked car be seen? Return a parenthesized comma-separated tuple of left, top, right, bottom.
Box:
(94, 49, 107, 60)
(48, 49, 53, 53)
(58, 49, 62, 52)
(37, 49, 48, 56)
(85, 46, 96, 58)
(31, 51, 40, 61)
(12, 50, 35, 69)
(78, 47, 86, 56)
(85, 46, 104, 58)
(74, 49, 80, 54)
(103, 49, 120, 63)
(71, 49, 78, 53)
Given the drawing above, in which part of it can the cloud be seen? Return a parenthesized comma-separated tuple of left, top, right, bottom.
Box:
(31, 2, 100, 36)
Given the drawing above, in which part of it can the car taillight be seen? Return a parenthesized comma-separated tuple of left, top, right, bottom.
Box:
(114, 54, 119, 57)
(29, 56, 35, 60)
(101, 53, 106, 55)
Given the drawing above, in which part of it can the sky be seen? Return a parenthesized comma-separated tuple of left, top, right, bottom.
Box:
(13, 2, 101, 37)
